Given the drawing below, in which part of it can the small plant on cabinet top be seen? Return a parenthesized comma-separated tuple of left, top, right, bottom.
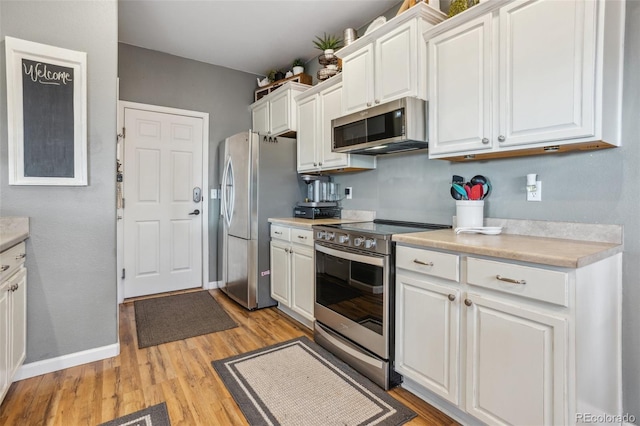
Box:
(313, 33, 343, 51)
(292, 58, 305, 67)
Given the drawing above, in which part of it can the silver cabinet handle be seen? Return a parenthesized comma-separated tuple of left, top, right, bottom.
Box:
(498, 135, 506, 142)
(313, 162, 317, 166)
(496, 275, 526, 285)
(413, 259, 434, 267)
(297, 235, 307, 240)
(274, 231, 282, 235)
(448, 294, 456, 302)
(285, 248, 290, 253)
(1, 265, 9, 272)
(375, 99, 380, 104)
(464, 299, 473, 306)
(481, 138, 489, 144)
(16, 253, 26, 259)
(318, 162, 322, 166)
(366, 102, 372, 107)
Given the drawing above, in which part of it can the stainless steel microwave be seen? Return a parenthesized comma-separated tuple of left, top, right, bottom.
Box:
(331, 97, 427, 155)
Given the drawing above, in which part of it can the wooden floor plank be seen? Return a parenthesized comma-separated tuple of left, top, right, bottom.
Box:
(0, 289, 458, 425)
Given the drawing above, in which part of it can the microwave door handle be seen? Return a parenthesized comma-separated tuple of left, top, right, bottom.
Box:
(314, 243, 384, 267)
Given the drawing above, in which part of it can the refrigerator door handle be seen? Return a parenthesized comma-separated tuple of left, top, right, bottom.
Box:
(222, 158, 235, 227)
(221, 158, 228, 219)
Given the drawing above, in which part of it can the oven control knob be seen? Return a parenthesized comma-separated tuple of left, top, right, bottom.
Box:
(325, 232, 335, 241)
(338, 235, 350, 244)
(353, 237, 365, 247)
(364, 239, 377, 249)
(316, 231, 326, 239)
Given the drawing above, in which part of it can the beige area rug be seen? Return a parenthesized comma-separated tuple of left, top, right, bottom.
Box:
(212, 337, 416, 426)
(134, 291, 237, 349)
(99, 402, 171, 426)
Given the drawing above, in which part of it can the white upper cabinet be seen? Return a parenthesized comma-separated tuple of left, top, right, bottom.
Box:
(339, 3, 446, 115)
(425, 0, 625, 160)
(250, 82, 310, 138)
(296, 76, 376, 173)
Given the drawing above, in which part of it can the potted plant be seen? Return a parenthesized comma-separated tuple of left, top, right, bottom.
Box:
(313, 32, 343, 58)
(292, 58, 305, 75)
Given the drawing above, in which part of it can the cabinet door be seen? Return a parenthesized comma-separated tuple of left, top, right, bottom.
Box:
(251, 100, 270, 134)
(269, 240, 290, 306)
(465, 293, 566, 426)
(9, 272, 26, 378)
(296, 94, 319, 172)
(0, 283, 9, 402)
(395, 273, 460, 405)
(341, 44, 374, 114)
(375, 20, 419, 104)
(497, 0, 597, 147)
(269, 90, 291, 136)
(427, 14, 493, 156)
(319, 82, 349, 170)
(290, 245, 315, 322)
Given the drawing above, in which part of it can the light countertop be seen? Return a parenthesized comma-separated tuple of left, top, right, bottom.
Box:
(0, 217, 30, 252)
(393, 229, 622, 268)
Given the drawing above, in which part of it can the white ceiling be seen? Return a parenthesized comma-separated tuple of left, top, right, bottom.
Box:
(118, 0, 401, 77)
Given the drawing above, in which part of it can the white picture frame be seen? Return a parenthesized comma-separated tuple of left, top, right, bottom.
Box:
(5, 36, 87, 185)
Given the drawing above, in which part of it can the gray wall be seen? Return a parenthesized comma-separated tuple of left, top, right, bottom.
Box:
(118, 43, 258, 283)
(333, 0, 640, 419)
(0, 1, 119, 362)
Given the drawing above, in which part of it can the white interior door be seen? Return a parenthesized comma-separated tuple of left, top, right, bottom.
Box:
(123, 106, 205, 298)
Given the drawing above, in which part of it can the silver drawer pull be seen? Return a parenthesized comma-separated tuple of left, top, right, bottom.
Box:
(1, 265, 9, 272)
(16, 253, 26, 259)
(274, 231, 282, 235)
(496, 275, 526, 285)
(413, 259, 434, 267)
(297, 235, 307, 239)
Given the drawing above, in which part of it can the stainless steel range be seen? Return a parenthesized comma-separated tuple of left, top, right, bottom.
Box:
(312, 219, 451, 390)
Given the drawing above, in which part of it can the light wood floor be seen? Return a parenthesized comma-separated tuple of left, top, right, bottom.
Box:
(0, 289, 458, 425)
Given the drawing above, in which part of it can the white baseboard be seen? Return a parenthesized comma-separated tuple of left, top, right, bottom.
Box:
(13, 342, 120, 381)
(204, 280, 221, 290)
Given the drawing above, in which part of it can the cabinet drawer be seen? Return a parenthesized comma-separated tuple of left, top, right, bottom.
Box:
(0, 242, 26, 282)
(466, 257, 568, 307)
(270, 225, 291, 241)
(396, 246, 459, 282)
(290, 228, 313, 247)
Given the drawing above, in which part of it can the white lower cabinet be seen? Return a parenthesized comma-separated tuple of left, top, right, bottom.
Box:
(395, 245, 621, 426)
(269, 224, 314, 328)
(464, 292, 566, 426)
(0, 241, 27, 405)
(396, 273, 460, 405)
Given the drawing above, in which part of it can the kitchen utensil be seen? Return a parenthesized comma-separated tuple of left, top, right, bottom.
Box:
(470, 175, 487, 185)
(452, 183, 468, 200)
(464, 183, 472, 199)
(470, 184, 483, 200)
(452, 175, 465, 184)
(450, 186, 463, 200)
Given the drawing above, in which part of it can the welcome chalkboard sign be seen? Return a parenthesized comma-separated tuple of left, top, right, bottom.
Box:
(5, 37, 87, 185)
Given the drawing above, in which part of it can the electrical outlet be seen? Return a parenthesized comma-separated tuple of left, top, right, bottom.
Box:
(527, 181, 542, 202)
(345, 187, 353, 199)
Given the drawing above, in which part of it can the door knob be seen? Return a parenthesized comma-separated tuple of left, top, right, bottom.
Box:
(189, 209, 201, 216)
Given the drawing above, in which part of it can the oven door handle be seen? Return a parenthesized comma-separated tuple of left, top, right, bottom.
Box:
(315, 243, 384, 267)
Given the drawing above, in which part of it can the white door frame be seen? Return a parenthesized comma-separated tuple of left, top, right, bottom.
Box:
(116, 101, 209, 304)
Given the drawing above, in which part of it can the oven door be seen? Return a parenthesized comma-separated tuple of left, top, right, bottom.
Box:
(314, 242, 389, 359)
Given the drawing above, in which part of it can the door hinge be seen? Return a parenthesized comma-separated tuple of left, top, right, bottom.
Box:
(121, 268, 125, 279)
(117, 127, 125, 141)
(122, 198, 125, 209)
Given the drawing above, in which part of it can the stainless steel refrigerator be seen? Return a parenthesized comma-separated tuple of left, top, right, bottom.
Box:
(217, 131, 303, 309)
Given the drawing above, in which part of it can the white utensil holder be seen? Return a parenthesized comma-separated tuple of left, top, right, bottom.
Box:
(456, 200, 484, 228)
